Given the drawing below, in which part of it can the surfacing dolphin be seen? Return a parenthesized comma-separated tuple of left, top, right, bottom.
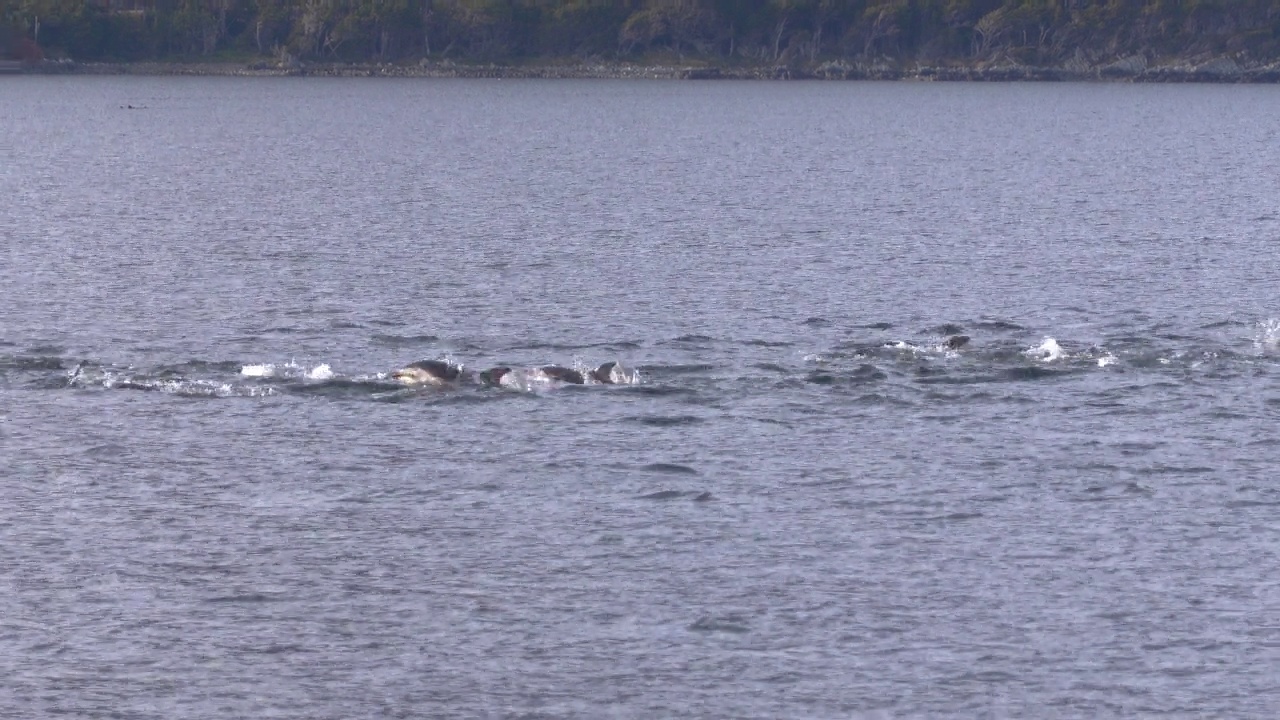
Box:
(391, 359, 465, 386)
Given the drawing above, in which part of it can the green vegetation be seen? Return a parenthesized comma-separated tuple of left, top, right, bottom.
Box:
(3, 0, 1280, 68)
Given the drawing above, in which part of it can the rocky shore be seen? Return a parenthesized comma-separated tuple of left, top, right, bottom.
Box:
(22, 55, 1280, 83)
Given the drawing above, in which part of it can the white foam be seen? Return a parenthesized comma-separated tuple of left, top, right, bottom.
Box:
(240, 363, 274, 378)
(241, 359, 336, 380)
(493, 368, 545, 392)
(568, 360, 642, 386)
(83, 370, 277, 397)
(1097, 354, 1117, 367)
(1254, 318, 1280, 354)
(603, 361, 641, 385)
(306, 363, 334, 380)
(1025, 337, 1065, 362)
(66, 362, 85, 385)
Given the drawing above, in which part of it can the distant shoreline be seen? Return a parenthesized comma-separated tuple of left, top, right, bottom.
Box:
(18, 57, 1280, 83)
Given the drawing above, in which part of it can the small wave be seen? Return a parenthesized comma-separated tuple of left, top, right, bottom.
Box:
(204, 593, 287, 603)
(645, 363, 715, 376)
(974, 320, 1025, 331)
(806, 364, 887, 385)
(0, 355, 66, 371)
(915, 374, 997, 385)
(170, 360, 244, 373)
(852, 392, 915, 406)
(921, 512, 984, 522)
(287, 377, 408, 398)
(623, 415, 704, 427)
(371, 333, 439, 347)
(1002, 366, 1070, 382)
(506, 340, 643, 352)
(23, 344, 65, 355)
(637, 489, 712, 501)
(638, 490, 685, 500)
(1199, 319, 1246, 330)
(616, 385, 699, 397)
(688, 615, 750, 634)
(639, 463, 699, 475)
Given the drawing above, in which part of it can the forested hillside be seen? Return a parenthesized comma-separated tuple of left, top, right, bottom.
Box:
(3, 0, 1280, 71)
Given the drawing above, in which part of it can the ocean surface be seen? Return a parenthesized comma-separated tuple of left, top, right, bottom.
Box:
(2, 76, 1280, 718)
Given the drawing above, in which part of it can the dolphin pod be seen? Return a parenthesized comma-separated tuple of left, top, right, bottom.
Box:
(391, 334, 970, 388)
(393, 360, 629, 387)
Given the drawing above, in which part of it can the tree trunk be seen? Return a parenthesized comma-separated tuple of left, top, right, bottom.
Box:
(421, 2, 432, 56)
(773, 15, 787, 61)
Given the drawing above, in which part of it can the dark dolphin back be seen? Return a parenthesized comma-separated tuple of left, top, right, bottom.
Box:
(591, 361, 618, 384)
(479, 367, 511, 386)
(540, 365, 585, 384)
(408, 359, 461, 381)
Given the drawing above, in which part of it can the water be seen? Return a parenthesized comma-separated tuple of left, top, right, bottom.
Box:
(3, 77, 1280, 718)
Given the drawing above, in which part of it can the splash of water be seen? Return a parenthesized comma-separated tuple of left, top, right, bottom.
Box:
(1254, 318, 1280, 354)
(240, 363, 274, 378)
(306, 364, 334, 380)
(240, 360, 336, 380)
(1025, 337, 1065, 362)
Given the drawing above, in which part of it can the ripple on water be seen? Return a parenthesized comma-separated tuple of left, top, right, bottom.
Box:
(688, 615, 751, 634)
(623, 415, 705, 427)
(371, 333, 440, 347)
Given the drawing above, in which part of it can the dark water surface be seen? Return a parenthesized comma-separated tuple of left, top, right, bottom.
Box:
(3, 77, 1280, 718)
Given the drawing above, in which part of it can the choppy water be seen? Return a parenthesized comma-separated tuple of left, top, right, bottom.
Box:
(3, 77, 1280, 718)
